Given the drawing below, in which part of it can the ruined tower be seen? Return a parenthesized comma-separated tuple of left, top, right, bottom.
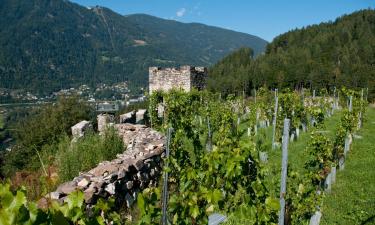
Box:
(149, 66, 208, 94)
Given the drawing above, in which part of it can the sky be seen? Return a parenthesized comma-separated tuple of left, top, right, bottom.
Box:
(70, 0, 375, 42)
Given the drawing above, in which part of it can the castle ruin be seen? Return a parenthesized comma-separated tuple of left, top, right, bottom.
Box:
(149, 66, 208, 93)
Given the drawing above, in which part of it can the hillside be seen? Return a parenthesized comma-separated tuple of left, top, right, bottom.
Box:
(0, 0, 267, 94)
(208, 9, 375, 99)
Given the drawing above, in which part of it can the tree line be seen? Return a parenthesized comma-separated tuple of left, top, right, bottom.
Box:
(208, 9, 375, 101)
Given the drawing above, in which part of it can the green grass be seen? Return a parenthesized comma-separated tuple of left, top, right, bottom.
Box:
(0, 113, 4, 130)
(321, 107, 375, 225)
(55, 128, 124, 182)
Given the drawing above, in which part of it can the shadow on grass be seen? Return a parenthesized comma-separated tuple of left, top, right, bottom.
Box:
(361, 215, 375, 224)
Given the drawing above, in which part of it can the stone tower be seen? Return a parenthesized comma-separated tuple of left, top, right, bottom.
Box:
(149, 66, 207, 94)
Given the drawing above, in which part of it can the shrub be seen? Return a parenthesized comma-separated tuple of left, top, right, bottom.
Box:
(56, 128, 124, 182)
(1, 96, 94, 176)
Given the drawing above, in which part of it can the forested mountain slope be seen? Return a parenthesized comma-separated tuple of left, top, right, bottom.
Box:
(209, 9, 375, 99)
(0, 0, 267, 94)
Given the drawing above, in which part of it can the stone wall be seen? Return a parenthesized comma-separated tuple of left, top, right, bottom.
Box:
(43, 124, 166, 209)
(97, 114, 115, 134)
(149, 65, 207, 93)
(71, 120, 93, 140)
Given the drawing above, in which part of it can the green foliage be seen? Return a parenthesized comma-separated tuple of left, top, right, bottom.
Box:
(0, 0, 266, 95)
(285, 170, 322, 224)
(0, 181, 121, 225)
(137, 187, 162, 225)
(140, 90, 279, 224)
(208, 48, 255, 96)
(209, 10, 375, 101)
(148, 91, 165, 129)
(304, 133, 334, 186)
(277, 90, 307, 137)
(1, 96, 94, 176)
(56, 128, 124, 182)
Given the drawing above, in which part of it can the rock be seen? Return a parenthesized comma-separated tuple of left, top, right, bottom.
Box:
(105, 183, 116, 195)
(48, 191, 62, 200)
(104, 173, 118, 183)
(37, 197, 49, 210)
(77, 178, 90, 189)
(136, 171, 142, 180)
(56, 181, 77, 194)
(125, 193, 134, 207)
(134, 160, 144, 170)
(89, 181, 104, 190)
(47, 123, 166, 209)
(84, 187, 97, 204)
(118, 169, 127, 179)
(71, 120, 93, 139)
(136, 109, 147, 124)
(147, 144, 155, 151)
(150, 168, 156, 177)
(90, 176, 104, 183)
(126, 181, 133, 189)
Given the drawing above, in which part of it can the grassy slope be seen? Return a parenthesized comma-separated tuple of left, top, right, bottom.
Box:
(321, 107, 375, 225)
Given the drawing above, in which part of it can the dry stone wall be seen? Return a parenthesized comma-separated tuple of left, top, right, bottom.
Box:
(71, 120, 93, 140)
(97, 114, 115, 134)
(44, 124, 166, 209)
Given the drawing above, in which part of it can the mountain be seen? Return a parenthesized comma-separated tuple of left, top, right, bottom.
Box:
(208, 9, 375, 99)
(0, 0, 268, 94)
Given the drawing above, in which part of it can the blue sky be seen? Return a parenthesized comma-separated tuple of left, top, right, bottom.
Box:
(71, 0, 375, 42)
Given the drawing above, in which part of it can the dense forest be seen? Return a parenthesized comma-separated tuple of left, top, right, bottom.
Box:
(208, 9, 375, 100)
(0, 0, 267, 95)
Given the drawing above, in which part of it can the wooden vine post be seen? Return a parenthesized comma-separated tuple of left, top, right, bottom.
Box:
(278, 118, 290, 225)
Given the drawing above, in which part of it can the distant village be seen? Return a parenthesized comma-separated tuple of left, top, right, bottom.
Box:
(0, 82, 146, 106)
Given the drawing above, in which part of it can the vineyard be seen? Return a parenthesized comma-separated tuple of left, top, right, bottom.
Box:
(0, 88, 371, 224)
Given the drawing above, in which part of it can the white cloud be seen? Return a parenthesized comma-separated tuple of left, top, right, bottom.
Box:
(176, 8, 186, 17)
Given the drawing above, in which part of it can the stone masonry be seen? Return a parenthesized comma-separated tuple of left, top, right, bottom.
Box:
(43, 124, 165, 209)
(71, 120, 93, 140)
(97, 113, 115, 134)
(149, 65, 207, 94)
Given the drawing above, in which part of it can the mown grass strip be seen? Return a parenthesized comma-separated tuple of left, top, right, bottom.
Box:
(321, 107, 375, 225)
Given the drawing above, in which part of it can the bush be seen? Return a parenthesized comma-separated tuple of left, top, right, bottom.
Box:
(0, 181, 121, 224)
(1, 96, 94, 176)
(56, 128, 124, 182)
